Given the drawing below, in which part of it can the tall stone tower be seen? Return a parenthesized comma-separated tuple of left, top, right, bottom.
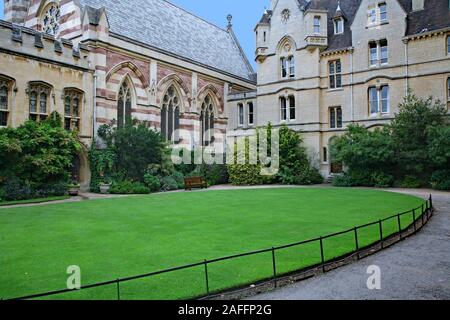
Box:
(4, 0, 31, 24)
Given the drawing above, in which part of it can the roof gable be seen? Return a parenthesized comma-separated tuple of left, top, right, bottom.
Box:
(79, 0, 255, 82)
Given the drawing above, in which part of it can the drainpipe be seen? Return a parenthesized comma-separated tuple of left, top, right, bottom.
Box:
(350, 47, 354, 123)
(93, 72, 98, 140)
(403, 38, 409, 96)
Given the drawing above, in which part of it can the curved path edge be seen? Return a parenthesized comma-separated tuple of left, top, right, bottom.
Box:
(241, 189, 450, 300)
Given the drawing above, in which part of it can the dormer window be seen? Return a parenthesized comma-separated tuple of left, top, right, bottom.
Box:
(41, 4, 60, 36)
(334, 18, 344, 34)
(368, 3, 388, 26)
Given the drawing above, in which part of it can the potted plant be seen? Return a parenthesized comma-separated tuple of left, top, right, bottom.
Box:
(99, 173, 111, 194)
(99, 181, 111, 194)
(68, 181, 81, 196)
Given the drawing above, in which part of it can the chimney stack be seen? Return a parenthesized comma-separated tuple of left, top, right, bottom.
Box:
(4, 0, 31, 25)
(412, 0, 425, 11)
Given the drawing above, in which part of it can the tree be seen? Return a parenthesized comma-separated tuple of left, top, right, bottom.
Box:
(96, 121, 166, 182)
(0, 115, 81, 200)
(389, 93, 447, 182)
(331, 125, 395, 187)
(428, 125, 450, 190)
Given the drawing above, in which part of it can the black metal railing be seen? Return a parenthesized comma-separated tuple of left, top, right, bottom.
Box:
(6, 195, 434, 301)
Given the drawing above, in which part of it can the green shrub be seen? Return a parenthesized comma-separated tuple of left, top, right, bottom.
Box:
(131, 183, 151, 194)
(0, 187, 5, 201)
(332, 173, 358, 187)
(110, 180, 150, 194)
(430, 170, 450, 190)
(278, 167, 297, 185)
(171, 171, 185, 189)
(227, 164, 265, 186)
(399, 176, 422, 189)
(371, 172, 394, 188)
(161, 176, 179, 191)
(35, 182, 68, 198)
(144, 174, 161, 192)
(199, 164, 228, 186)
(0, 116, 80, 192)
(295, 167, 324, 185)
(3, 179, 33, 201)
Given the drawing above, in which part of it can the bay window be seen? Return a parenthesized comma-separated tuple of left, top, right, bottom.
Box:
(314, 16, 321, 34)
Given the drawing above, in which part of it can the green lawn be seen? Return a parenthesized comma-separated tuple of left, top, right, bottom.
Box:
(0, 196, 70, 207)
(0, 188, 424, 300)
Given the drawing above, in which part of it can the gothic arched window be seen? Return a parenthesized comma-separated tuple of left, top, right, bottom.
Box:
(64, 89, 82, 131)
(42, 3, 60, 36)
(117, 81, 132, 127)
(28, 82, 51, 122)
(161, 85, 180, 142)
(200, 95, 215, 146)
(0, 83, 8, 127)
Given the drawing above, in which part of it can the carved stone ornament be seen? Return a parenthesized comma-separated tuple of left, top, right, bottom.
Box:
(281, 9, 290, 22)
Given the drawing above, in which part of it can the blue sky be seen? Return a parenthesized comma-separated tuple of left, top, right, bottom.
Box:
(0, 0, 268, 69)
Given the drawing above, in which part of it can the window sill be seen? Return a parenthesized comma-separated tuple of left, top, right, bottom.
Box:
(327, 87, 344, 93)
(369, 63, 389, 69)
(366, 21, 389, 29)
(369, 113, 390, 119)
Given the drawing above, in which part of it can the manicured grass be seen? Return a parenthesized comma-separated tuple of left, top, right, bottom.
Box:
(0, 188, 424, 300)
(0, 196, 70, 207)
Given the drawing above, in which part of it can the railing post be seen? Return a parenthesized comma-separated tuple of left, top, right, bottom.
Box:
(397, 214, 402, 240)
(421, 204, 425, 225)
(271, 247, 277, 288)
(354, 227, 359, 253)
(204, 260, 210, 296)
(429, 194, 433, 210)
(412, 209, 417, 233)
(116, 279, 120, 301)
(319, 237, 325, 273)
(379, 220, 384, 248)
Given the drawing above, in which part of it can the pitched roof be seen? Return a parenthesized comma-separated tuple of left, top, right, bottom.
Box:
(304, 0, 362, 52)
(258, 0, 450, 53)
(404, 0, 450, 35)
(79, 0, 255, 82)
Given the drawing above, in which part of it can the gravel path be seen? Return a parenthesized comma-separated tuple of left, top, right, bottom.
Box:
(249, 189, 450, 300)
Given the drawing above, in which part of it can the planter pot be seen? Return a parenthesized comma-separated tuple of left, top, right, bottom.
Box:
(100, 184, 111, 194)
(68, 187, 80, 196)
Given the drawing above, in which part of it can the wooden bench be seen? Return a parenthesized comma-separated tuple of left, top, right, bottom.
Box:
(184, 176, 208, 190)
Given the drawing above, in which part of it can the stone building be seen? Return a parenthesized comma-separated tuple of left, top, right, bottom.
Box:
(228, 0, 450, 177)
(0, 19, 94, 190)
(1, 0, 256, 189)
(2, 0, 449, 183)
